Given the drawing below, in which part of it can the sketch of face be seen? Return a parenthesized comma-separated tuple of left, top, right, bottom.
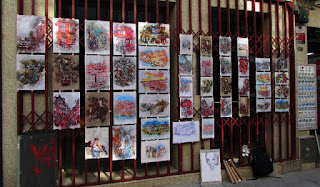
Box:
(205, 153, 219, 170)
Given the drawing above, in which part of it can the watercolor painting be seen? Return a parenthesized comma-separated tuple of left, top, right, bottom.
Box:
(220, 97, 232, 117)
(275, 72, 289, 84)
(53, 18, 79, 53)
(139, 94, 170, 117)
(113, 92, 137, 125)
(85, 92, 110, 127)
(141, 139, 170, 163)
(275, 85, 289, 98)
(219, 36, 232, 56)
(255, 57, 270, 71)
(256, 85, 272, 98)
(238, 77, 250, 96)
(256, 99, 271, 113)
(202, 118, 215, 139)
(85, 55, 110, 90)
(180, 34, 193, 55)
(179, 76, 193, 97)
(138, 46, 170, 69)
(179, 55, 193, 75)
(237, 37, 249, 56)
(113, 23, 136, 56)
(16, 54, 45, 90)
(139, 70, 170, 93)
(53, 92, 80, 130)
(200, 36, 212, 56)
(220, 77, 232, 97)
(112, 125, 136, 160)
(180, 97, 193, 119)
(238, 57, 250, 76)
(138, 22, 170, 46)
(200, 56, 213, 77)
(239, 97, 250, 117)
(85, 127, 109, 159)
(16, 15, 46, 53)
(141, 118, 170, 140)
(275, 58, 288, 71)
(220, 56, 232, 76)
(201, 77, 214, 96)
(85, 20, 109, 55)
(172, 121, 200, 144)
(256, 72, 271, 84)
(113, 56, 136, 90)
(275, 99, 289, 112)
(201, 97, 214, 118)
(52, 55, 79, 91)
(200, 149, 222, 184)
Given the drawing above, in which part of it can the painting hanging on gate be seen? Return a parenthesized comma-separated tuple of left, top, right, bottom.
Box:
(201, 97, 214, 117)
(256, 72, 271, 84)
(85, 127, 109, 159)
(200, 56, 213, 77)
(202, 118, 215, 139)
(141, 139, 170, 163)
(16, 15, 46, 53)
(139, 94, 170, 117)
(256, 85, 272, 98)
(220, 97, 232, 117)
(275, 99, 289, 112)
(85, 20, 110, 55)
(220, 77, 232, 97)
(16, 54, 45, 90)
(179, 76, 193, 97)
(53, 92, 80, 130)
(53, 18, 79, 53)
(256, 99, 271, 113)
(173, 121, 200, 144)
(112, 125, 136, 160)
(200, 35, 212, 56)
(85, 55, 110, 90)
(179, 55, 193, 75)
(113, 92, 137, 125)
(180, 97, 193, 119)
(200, 149, 222, 184)
(113, 56, 136, 90)
(238, 57, 250, 76)
(275, 85, 289, 98)
(141, 117, 170, 140)
(113, 23, 136, 56)
(201, 77, 214, 96)
(219, 36, 231, 56)
(238, 77, 250, 96)
(239, 97, 250, 117)
(255, 57, 270, 71)
(85, 92, 110, 127)
(220, 56, 232, 76)
(138, 22, 170, 46)
(138, 46, 170, 69)
(237, 37, 249, 56)
(179, 34, 193, 55)
(275, 58, 288, 71)
(52, 55, 79, 91)
(275, 72, 289, 84)
(139, 70, 170, 93)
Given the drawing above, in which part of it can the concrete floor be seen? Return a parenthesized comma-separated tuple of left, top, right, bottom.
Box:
(169, 167, 320, 187)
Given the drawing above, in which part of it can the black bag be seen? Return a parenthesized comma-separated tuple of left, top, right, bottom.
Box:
(251, 147, 273, 178)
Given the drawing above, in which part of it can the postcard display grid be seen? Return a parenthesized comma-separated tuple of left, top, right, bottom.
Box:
(296, 65, 317, 130)
(220, 36, 232, 118)
(255, 58, 272, 113)
(200, 35, 214, 139)
(274, 58, 290, 112)
(138, 22, 171, 163)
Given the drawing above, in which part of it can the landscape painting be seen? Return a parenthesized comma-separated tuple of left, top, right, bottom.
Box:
(113, 56, 136, 90)
(139, 94, 170, 117)
(85, 92, 110, 127)
(141, 139, 170, 163)
(138, 46, 170, 69)
(85, 55, 110, 90)
(202, 118, 215, 139)
(173, 121, 200, 144)
(85, 127, 109, 159)
(112, 125, 136, 160)
(255, 57, 270, 71)
(53, 18, 79, 53)
(85, 20, 110, 55)
(113, 23, 136, 56)
(139, 70, 170, 93)
(141, 118, 170, 140)
(113, 92, 137, 125)
(275, 99, 289, 112)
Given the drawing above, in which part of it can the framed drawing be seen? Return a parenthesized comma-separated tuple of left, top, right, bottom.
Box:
(179, 55, 193, 75)
(53, 18, 79, 53)
(139, 70, 170, 93)
(220, 97, 232, 117)
(201, 97, 214, 118)
(256, 85, 272, 98)
(85, 127, 109, 159)
(113, 92, 137, 125)
(173, 121, 200, 144)
(255, 57, 270, 71)
(113, 56, 136, 90)
(219, 36, 231, 56)
(202, 118, 215, 139)
(85, 92, 110, 127)
(112, 125, 136, 160)
(256, 72, 271, 85)
(85, 20, 110, 55)
(141, 118, 170, 140)
(85, 55, 110, 90)
(200, 149, 222, 184)
(179, 34, 193, 55)
(200, 56, 213, 77)
(113, 23, 136, 56)
(220, 56, 232, 76)
(139, 94, 170, 117)
(237, 37, 249, 56)
(200, 35, 212, 56)
(180, 97, 193, 119)
(200, 77, 214, 96)
(179, 76, 193, 97)
(275, 99, 289, 112)
(141, 139, 170, 163)
(138, 46, 170, 69)
(138, 22, 170, 46)
(256, 99, 271, 113)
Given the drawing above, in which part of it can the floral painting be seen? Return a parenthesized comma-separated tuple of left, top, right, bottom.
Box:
(141, 118, 170, 140)
(201, 77, 214, 96)
(237, 37, 249, 56)
(256, 99, 271, 113)
(112, 125, 136, 160)
(113, 23, 136, 56)
(220, 56, 232, 76)
(85, 127, 109, 159)
(255, 57, 270, 71)
(202, 118, 214, 139)
(201, 97, 214, 118)
(139, 94, 170, 117)
(256, 72, 271, 84)
(85, 55, 110, 90)
(138, 22, 170, 46)
(141, 139, 170, 163)
(256, 85, 272, 98)
(139, 70, 170, 93)
(179, 34, 193, 55)
(179, 76, 193, 97)
(16, 54, 45, 90)
(16, 15, 46, 53)
(173, 121, 200, 144)
(200, 56, 213, 77)
(238, 77, 250, 96)
(85, 20, 110, 55)
(53, 18, 79, 53)
(219, 36, 231, 56)
(200, 35, 212, 56)
(220, 77, 232, 97)
(238, 57, 249, 76)
(85, 92, 110, 127)
(113, 92, 137, 125)
(138, 46, 170, 69)
(239, 97, 250, 117)
(180, 97, 193, 119)
(220, 97, 232, 117)
(113, 56, 136, 90)
(179, 55, 193, 75)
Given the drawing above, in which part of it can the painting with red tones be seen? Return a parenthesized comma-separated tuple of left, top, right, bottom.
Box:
(16, 15, 46, 53)
(138, 22, 170, 46)
(238, 57, 249, 76)
(85, 55, 110, 90)
(180, 97, 193, 119)
(256, 85, 272, 98)
(112, 125, 136, 160)
(85, 20, 110, 55)
(85, 127, 109, 159)
(138, 46, 170, 69)
(53, 18, 79, 53)
(239, 97, 250, 117)
(139, 70, 170, 93)
(275, 72, 289, 84)
(113, 23, 136, 56)
(85, 92, 110, 127)
(113, 56, 137, 90)
(201, 97, 214, 118)
(53, 92, 80, 129)
(239, 77, 250, 96)
(200, 56, 213, 77)
(113, 92, 137, 125)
